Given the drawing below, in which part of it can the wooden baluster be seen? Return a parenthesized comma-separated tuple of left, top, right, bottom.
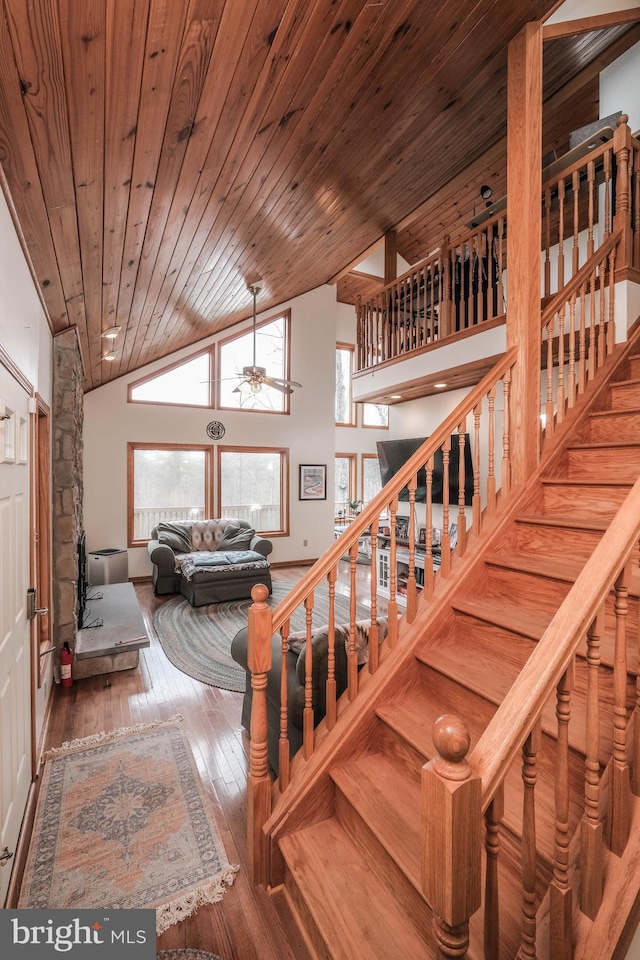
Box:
(497, 217, 505, 313)
(634, 541, 640, 796)
(368, 515, 380, 674)
(325, 567, 337, 730)
(456, 422, 467, 554)
(247, 583, 273, 884)
(567, 294, 577, 407)
(406, 473, 418, 621)
(484, 784, 504, 960)
(581, 608, 604, 918)
(544, 186, 552, 298)
(634, 159, 640, 270)
(520, 720, 541, 959)
(469, 237, 476, 330)
(441, 440, 451, 578)
(587, 159, 595, 259)
(557, 178, 566, 290)
(387, 496, 399, 645)
(487, 386, 496, 513)
(578, 284, 587, 395)
(610, 563, 631, 856)
(572, 169, 580, 275)
(303, 591, 315, 759)
(550, 662, 574, 960)
(356, 297, 362, 369)
(425, 458, 435, 598)
(485, 228, 494, 322)
(556, 306, 565, 424)
(597, 257, 606, 368)
(440, 235, 451, 339)
(501, 368, 511, 500)
(603, 147, 612, 237)
(588, 269, 597, 381)
(473, 402, 482, 533)
(545, 317, 555, 437)
(607, 246, 616, 357)
(347, 542, 359, 699)
(278, 618, 291, 791)
(422, 716, 481, 960)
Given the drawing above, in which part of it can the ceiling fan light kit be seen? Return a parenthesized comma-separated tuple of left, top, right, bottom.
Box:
(204, 280, 302, 395)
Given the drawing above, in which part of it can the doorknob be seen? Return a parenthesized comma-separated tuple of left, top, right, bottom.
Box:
(0, 846, 13, 866)
(27, 588, 48, 620)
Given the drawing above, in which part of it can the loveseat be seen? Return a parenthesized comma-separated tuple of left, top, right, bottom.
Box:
(147, 518, 273, 606)
(231, 616, 387, 774)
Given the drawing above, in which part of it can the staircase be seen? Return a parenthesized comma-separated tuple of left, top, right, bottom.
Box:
(264, 345, 640, 958)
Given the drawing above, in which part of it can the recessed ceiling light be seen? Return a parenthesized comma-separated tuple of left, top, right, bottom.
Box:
(102, 350, 118, 361)
(434, 382, 448, 389)
(390, 394, 402, 400)
(100, 326, 121, 339)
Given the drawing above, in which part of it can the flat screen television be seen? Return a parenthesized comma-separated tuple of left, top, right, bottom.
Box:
(77, 531, 87, 628)
(376, 436, 474, 505)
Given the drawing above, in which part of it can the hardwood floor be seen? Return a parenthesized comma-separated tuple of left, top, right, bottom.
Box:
(37, 566, 333, 960)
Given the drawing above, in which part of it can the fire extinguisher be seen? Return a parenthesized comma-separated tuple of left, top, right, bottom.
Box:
(60, 641, 74, 688)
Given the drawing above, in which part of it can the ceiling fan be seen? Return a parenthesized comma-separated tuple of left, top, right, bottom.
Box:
(206, 280, 302, 395)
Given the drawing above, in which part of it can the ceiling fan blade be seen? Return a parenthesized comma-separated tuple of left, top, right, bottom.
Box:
(272, 377, 302, 388)
(263, 378, 293, 395)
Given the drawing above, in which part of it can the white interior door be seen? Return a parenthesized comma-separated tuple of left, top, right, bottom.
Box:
(0, 367, 31, 905)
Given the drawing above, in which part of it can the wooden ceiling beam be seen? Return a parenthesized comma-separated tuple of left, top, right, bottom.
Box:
(543, 7, 640, 41)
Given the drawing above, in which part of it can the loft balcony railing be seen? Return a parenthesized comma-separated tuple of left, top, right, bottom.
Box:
(133, 503, 279, 540)
(357, 116, 640, 373)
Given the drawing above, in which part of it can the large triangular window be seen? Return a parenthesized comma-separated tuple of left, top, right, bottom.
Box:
(128, 349, 213, 407)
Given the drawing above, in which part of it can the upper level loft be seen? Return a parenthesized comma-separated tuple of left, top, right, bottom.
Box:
(347, 114, 640, 407)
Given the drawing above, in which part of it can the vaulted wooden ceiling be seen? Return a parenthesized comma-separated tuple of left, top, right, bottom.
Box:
(0, 0, 637, 391)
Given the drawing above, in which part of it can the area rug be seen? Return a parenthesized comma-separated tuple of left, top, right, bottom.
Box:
(153, 580, 365, 692)
(19, 717, 239, 933)
(157, 952, 224, 960)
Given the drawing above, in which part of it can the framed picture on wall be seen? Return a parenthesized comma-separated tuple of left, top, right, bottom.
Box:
(396, 516, 409, 541)
(299, 464, 327, 500)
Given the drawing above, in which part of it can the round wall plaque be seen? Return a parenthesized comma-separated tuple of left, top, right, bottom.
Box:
(206, 421, 225, 440)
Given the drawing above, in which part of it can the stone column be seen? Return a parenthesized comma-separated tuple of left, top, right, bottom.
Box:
(52, 329, 84, 658)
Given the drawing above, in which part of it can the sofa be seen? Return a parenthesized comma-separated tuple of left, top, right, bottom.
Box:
(231, 616, 387, 774)
(147, 518, 273, 606)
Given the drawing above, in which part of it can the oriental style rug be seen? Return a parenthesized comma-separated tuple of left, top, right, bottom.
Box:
(19, 717, 239, 933)
(157, 952, 224, 960)
(153, 581, 361, 692)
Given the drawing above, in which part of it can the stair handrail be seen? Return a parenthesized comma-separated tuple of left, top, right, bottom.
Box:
(540, 228, 621, 329)
(264, 346, 518, 638)
(470, 474, 640, 808)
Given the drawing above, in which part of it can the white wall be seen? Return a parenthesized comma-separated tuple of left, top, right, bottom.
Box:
(0, 185, 53, 743)
(84, 286, 358, 578)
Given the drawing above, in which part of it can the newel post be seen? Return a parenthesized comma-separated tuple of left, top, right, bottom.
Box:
(613, 114, 633, 268)
(247, 583, 273, 885)
(422, 715, 482, 958)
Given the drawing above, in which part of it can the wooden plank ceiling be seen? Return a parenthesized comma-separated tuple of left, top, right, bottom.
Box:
(0, 0, 636, 391)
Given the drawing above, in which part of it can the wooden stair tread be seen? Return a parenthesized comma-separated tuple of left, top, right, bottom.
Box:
(331, 753, 422, 891)
(541, 476, 634, 487)
(589, 406, 640, 419)
(515, 514, 607, 532)
(375, 684, 562, 865)
(279, 817, 434, 960)
(566, 440, 640, 451)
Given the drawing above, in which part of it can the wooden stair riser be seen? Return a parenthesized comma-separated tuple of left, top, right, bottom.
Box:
(542, 480, 632, 518)
(608, 380, 640, 410)
(483, 563, 573, 615)
(514, 518, 605, 562)
(281, 859, 335, 960)
(588, 409, 640, 443)
(565, 445, 640, 482)
(627, 355, 640, 379)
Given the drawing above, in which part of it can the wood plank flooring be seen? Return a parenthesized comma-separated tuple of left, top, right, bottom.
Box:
(34, 565, 345, 960)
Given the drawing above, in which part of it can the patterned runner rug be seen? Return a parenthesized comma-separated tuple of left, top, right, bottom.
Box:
(19, 717, 239, 933)
(157, 952, 224, 960)
(153, 581, 363, 692)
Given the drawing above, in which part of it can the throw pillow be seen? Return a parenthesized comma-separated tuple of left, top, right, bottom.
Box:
(157, 521, 192, 553)
(217, 523, 256, 551)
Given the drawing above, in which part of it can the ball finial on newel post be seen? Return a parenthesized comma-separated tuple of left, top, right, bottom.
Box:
(432, 714, 472, 781)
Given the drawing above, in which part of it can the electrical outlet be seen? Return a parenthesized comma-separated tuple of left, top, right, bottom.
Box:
(303, 539, 308, 547)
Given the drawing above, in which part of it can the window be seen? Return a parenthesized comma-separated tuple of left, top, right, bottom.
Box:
(218, 312, 291, 413)
(362, 402, 389, 428)
(218, 446, 289, 536)
(128, 349, 213, 407)
(335, 454, 356, 520)
(127, 443, 212, 545)
(335, 343, 356, 426)
(362, 454, 382, 507)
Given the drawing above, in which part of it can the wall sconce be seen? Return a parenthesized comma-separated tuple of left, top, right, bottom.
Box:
(480, 184, 493, 201)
